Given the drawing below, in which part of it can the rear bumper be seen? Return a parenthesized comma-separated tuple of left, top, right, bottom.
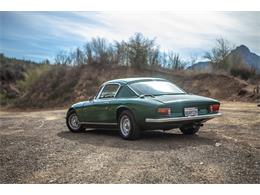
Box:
(145, 113, 222, 123)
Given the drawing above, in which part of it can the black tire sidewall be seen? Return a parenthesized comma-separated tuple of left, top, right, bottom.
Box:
(66, 110, 84, 132)
(180, 125, 200, 135)
(119, 110, 140, 140)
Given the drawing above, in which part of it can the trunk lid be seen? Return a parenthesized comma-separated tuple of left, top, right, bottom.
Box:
(152, 94, 219, 117)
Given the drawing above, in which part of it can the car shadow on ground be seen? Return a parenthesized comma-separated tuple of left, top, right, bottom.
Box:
(57, 129, 217, 151)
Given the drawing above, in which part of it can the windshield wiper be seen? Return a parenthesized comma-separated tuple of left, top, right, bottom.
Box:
(139, 94, 155, 98)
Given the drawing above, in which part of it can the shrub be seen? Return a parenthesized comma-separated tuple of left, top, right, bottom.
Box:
(16, 64, 51, 92)
(230, 66, 256, 80)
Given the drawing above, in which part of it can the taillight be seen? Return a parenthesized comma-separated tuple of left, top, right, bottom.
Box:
(209, 104, 220, 112)
(158, 108, 171, 115)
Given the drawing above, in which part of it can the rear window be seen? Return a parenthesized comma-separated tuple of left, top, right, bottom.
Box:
(129, 80, 185, 96)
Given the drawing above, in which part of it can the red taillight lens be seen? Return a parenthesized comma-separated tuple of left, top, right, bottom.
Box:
(158, 108, 171, 115)
(209, 104, 220, 112)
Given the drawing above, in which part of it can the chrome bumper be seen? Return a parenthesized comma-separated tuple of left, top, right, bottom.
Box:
(145, 113, 222, 123)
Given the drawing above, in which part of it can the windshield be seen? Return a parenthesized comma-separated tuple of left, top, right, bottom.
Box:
(128, 80, 186, 96)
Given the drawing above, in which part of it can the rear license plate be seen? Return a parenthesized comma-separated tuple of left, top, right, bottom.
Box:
(184, 107, 198, 117)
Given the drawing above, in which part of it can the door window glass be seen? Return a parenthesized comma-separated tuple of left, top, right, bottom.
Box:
(99, 84, 120, 99)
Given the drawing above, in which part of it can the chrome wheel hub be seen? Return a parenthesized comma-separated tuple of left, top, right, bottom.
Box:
(120, 115, 131, 136)
(69, 113, 80, 130)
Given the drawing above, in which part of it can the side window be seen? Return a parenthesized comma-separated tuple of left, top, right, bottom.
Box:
(116, 86, 137, 98)
(99, 84, 120, 99)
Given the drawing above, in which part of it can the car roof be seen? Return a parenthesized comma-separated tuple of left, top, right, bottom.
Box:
(103, 77, 167, 85)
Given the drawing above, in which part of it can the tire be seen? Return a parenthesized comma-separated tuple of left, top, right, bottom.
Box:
(66, 110, 85, 132)
(180, 124, 200, 135)
(118, 110, 140, 140)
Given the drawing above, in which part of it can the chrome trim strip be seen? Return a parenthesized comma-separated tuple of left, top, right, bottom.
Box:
(114, 83, 122, 98)
(95, 84, 105, 99)
(145, 113, 222, 123)
(80, 122, 118, 125)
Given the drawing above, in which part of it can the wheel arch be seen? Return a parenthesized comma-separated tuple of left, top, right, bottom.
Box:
(66, 107, 76, 117)
(116, 105, 134, 122)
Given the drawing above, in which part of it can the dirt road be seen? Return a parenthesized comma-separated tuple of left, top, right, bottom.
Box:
(0, 101, 259, 183)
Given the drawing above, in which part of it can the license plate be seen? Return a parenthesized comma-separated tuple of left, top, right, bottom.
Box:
(184, 107, 198, 117)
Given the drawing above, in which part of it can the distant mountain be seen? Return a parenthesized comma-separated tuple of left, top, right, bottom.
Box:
(188, 45, 260, 71)
(230, 45, 260, 71)
(187, 61, 210, 71)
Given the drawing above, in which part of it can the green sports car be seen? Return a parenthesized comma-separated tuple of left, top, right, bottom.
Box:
(66, 77, 221, 140)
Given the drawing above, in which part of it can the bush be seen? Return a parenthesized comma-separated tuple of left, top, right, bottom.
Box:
(16, 64, 51, 92)
(230, 66, 256, 80)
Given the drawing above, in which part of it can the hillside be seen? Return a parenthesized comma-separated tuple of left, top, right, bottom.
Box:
(0, 54, 35, 102)
(189, 45, 260, 71)
(13, 64, 259, 108)
(0, 54, 50, 106)
(1, 53, 259, 109)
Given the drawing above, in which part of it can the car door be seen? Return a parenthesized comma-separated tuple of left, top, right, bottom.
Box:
(82, 83, 120, 124)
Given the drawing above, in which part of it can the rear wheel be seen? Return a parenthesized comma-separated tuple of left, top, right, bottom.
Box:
(66, 110, 85, 132)
(119, 110, 140, 140)
(180, 124, 200, 135)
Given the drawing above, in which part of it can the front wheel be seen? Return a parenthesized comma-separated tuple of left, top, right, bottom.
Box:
(66, 110, 85, 132)
(180, 124, 200, 135)
(119, 110, 140, 140)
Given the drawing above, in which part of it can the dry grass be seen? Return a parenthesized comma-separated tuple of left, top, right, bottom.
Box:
(12, 65, 259, 109)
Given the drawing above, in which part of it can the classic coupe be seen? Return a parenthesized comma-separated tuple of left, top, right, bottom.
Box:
(66, 77, 221, 140)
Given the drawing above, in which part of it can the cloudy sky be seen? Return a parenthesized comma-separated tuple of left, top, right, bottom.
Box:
(1, 11, 259, 62)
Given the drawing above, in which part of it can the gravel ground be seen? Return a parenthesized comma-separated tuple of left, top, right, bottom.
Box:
(0, 101, 259, 183)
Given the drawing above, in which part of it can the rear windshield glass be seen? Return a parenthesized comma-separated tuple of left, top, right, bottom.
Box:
(129, 80, 185, 96)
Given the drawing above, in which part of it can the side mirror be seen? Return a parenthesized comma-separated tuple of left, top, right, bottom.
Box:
(88, 96, 94, 101)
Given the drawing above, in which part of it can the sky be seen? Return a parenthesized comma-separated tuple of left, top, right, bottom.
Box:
(0, 11, 260, 62)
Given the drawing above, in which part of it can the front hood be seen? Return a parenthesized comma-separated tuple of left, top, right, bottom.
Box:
(152, 94, 219, 104)
(71, 101, 89, 108)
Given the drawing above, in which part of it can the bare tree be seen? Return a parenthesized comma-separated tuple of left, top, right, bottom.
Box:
(148, 45, 160, 67)
(204, 38, 233, 70)
(84, 37, 113, 65)
(114, 41, 129, 66)
(168, 52, 185, 70)
(55, 50, 72, 66)
(54, 33, 201, 71)
(85, 42, 93, 65)
(128, 33, 156, 69)
(91, 37, 109, 64)
(159, 51, 168, 68)
(42, 59, 50, 65)
(70, 48, 85, 66)
(106, 43, 117, 65)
